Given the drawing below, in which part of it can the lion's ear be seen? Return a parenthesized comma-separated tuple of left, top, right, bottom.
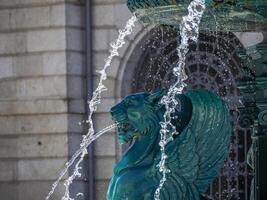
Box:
(146, 90, 165, 105)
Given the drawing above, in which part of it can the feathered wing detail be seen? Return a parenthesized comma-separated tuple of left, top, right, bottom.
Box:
(108, 89, 231, 200)
(157, 89, 232, 199)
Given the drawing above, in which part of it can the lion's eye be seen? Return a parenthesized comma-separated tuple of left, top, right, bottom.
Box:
(128, 111, 140, 120)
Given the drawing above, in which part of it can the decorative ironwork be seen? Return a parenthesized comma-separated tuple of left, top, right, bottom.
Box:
(130, 26, 254, 200)
(127, 0, 267, 31)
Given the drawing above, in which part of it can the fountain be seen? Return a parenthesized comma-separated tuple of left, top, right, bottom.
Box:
(107, 89, 232, 200)
(107, 0, 267, 200)
(46, 16, 138, 200)
(46, 0, 267, 199)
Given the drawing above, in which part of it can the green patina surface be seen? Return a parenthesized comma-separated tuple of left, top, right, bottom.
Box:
(107, 89, 232, 200)
(127, 0, 267, 31)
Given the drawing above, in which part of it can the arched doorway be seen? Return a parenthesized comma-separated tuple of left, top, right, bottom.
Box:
(121, 26, 254, 200)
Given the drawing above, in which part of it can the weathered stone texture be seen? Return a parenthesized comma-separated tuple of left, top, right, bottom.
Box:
(95, 157, 116, 180)
(27, 29, 66, 52)
(10, 7, 50, 29)
(94, 132, 116, 156)
(0, 134, 68, 158)
(17, 158, 68, 181)
(0, 1, 87, 200)
(0, 9, 10, 30)
(95, 180, 110, 200)
(0, 0, 132, 199)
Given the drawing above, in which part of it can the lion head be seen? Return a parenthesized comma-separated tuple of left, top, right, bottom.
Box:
(110, 91, 165, 144)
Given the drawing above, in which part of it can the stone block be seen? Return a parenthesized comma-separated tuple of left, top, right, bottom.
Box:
(43, 53, 65, 73)
(92, 0, 124, 4)
(13, 54, 43, 76)
(49, 4, 66, 26)
(68, 180, 89, 200)
(93, 52, 108, 71)
(0, 160, 16, 181)
(93, 52, 121, 78)
(94, 132, 116, 156)
(92, 5, 114, 27)
(94, 157, 115, 180)
(0, 99, 67, 115)
(0, 76, 67, 100)
(113, 4, 132, 28)
(12, 53, 67, 77)
(92, 29, 110, 51)
(0, 114, 68, 135)
(0, 9, 10, 31)
(0, 182, 17, 200)
(105, 28, 132, 59)
(0, 134, 68, 158)
(68, 114, 84, 133)
(66, 4, 84, 27)
(0, 0, 67, 7)
(93, 75, 116, 98)
(17, 180, 88, 200)
(10, 7, 50, 29)
(18, 158, 67, 181)
(95, 180, 110, 200)
(0, 137, 17, 158)
(43, 52, 67, 75)
(96, 98, 116, 113)
(27, 29, 66, 52)
(17, 181, 65, 200)
(0, 79, 17, 100)
(93, 113, 113, 133)
(0, 32, 27, 55)
(66, 28, 84, 51)
(0, 57, 13, 79)
(67, 76, 86, 98)
(66, 52, 85, 75)
(68, 132, 83, 156)
(17, 134, 68, 158)
(68, 99, 85, 114)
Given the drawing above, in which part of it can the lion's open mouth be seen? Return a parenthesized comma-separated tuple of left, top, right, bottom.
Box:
(114, 121, 136, 144)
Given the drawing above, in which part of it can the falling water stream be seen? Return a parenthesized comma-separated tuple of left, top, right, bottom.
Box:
(46, 0, 207, 199)
(45, 15, 138, 200)
(154, 1, 206, 199)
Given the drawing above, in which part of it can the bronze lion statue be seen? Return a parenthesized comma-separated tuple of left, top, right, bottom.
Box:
(107, 89, 232, 200)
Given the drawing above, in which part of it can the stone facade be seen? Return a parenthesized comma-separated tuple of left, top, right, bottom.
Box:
(0, 0, 264, 200)
(91, 0, 149, 200)
(0, 0, 87, 200)
(0, 0, 147, 199)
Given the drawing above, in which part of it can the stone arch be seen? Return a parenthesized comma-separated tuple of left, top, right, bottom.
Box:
(113, 23, 155, 99)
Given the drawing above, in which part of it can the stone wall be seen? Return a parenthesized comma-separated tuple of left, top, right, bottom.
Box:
(0, 0, 147, 199)
(91, 0, 147, 199)
(0, 1, 87, 200)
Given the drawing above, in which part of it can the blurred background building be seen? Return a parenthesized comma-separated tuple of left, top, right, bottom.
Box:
(0, 0, 135, 199)
(0, 0, 264, 200)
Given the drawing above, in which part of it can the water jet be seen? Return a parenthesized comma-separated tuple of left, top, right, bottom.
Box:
(107, 0, 267, 200)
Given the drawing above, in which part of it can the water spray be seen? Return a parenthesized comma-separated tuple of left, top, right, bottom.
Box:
(154, 1, 206, 199)
(45, 15, 138, 200)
